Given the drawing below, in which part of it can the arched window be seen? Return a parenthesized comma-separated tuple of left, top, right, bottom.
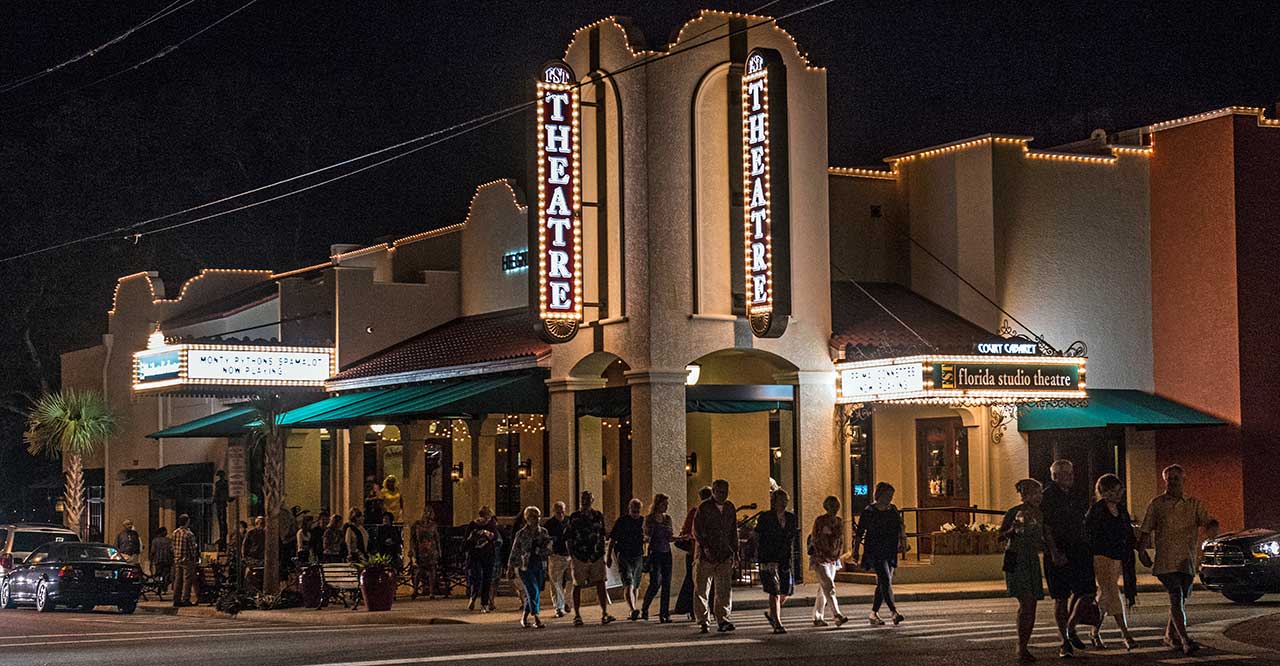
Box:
(579, 73, 625, 320)
(691, 63, 736, 316)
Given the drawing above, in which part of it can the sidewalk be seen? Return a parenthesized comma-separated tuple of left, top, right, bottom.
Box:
(138, 575, 1176, 626)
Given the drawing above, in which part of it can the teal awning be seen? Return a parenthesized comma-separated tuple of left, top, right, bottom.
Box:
(147, 406, 257, 439)
(277, 372, 546, 427)
(1018, 389, 1226, 431)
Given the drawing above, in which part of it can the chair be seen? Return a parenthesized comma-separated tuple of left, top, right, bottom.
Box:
(319, 563, 362, 611)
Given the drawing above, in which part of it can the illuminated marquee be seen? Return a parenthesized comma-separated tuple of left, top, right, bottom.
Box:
(533, 60, 582, 342)
(133, 343, 336, 394)
(836, 354, 1087, 405)
(742, 48, 791, 338)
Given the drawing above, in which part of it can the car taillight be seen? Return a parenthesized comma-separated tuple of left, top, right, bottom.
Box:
(0, 555, 11, 571)
(58, 565, 76, 578)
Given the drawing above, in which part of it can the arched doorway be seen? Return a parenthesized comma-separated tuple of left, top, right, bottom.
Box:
(683, 349, 799, 522)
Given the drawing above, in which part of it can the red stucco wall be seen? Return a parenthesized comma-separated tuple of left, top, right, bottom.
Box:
(1149, 116, 1244, 529)
(1232, 115, 1280, 528)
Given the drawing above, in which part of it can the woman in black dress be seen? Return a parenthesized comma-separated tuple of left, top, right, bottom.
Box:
(755, 489, 801, 634)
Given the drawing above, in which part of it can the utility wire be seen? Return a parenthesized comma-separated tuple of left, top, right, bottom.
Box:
(0, 0, 840, 264)
(1, 0, 258, 114)
(830, 263, 936, 351)
(0, 0, 197, 94)
(901, 233, 1051, 349)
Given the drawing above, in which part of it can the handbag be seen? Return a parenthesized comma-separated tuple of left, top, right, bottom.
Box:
(673, 536, 693, 553)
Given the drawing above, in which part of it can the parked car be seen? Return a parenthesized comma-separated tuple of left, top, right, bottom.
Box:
(0, 523, 79, 578)
(1200, 528, 1280, 604)
(1, 542, 142, 613)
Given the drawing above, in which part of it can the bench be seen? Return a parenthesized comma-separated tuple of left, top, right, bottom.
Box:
(319, 563, 362, 611)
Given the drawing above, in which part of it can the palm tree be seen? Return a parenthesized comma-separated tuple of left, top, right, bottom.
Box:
(24, 390, 117, 539)
(248, 394, 289, 595)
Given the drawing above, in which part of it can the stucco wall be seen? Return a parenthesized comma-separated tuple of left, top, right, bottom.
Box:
(458, 181, 530, 316)
(994, 151, 1153, 390)
(828, 174, 907, 284)
(333, 267, 456, 367)
(1230, 115, 1280, 528)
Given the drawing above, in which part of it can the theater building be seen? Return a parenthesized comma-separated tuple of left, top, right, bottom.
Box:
(62, 9, 1271, 571)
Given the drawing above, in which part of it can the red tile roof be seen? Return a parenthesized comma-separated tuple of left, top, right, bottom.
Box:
(830, 282, 999, 358)
(332, 308, 549, 381)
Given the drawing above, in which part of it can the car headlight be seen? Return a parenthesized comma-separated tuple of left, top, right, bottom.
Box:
(1253, 540, 1280, 558)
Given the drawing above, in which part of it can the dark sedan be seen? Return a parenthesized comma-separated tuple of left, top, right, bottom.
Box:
(0, 542, 142, 613)
(1200, 528, 1280, 604)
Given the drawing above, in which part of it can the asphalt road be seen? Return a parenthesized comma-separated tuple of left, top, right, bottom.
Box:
(0, 593, 1275, 666)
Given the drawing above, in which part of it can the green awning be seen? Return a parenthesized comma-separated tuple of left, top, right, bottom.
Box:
(277, 372, 546, 427)
(147, 405, 258, 439)
(1018, 389, 1226, 431)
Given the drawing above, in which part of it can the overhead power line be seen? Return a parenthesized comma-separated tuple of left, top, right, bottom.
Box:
(0, 0, 841, 265)
(2, 0, 259, 114)
(0, 0, 198, 94)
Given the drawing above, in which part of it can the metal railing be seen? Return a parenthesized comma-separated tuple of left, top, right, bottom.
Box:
(899, 506, 1007, 561)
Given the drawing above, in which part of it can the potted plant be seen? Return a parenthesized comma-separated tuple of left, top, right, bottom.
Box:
(359, 553, 397, 612)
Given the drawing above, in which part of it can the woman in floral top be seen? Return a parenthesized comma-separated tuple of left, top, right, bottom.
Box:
(508, 505, 552, 628)
(810, 495, 848, 627)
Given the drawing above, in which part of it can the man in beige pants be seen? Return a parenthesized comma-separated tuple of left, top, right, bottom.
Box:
(692, 479, 738, 633)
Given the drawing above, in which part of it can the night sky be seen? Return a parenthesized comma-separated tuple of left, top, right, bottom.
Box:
(0, 1, 1276, 505)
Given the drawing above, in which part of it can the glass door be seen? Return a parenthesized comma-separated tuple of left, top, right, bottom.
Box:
(915, 417, 971, 547)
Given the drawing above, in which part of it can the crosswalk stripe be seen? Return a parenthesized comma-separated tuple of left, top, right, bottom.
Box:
(1159, 657, 1255, 665)
(965, 627, 1165, 643)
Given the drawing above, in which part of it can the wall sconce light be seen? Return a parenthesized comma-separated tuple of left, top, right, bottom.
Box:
(54, 498, 66, 513)
(369, 424, 387, 435)
(517, 458, 533, 480)
(685, 452, 698, 477)
(685, 362, 702, 386)
(771, 447, 783, 460)
(450, 463, 464, 482)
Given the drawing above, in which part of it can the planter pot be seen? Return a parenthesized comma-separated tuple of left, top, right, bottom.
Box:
(360, 565, 396, 612)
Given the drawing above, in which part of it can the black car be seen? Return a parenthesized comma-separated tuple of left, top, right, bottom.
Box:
(0, 542, 143, 613)
(1200, 528, 1280, 604)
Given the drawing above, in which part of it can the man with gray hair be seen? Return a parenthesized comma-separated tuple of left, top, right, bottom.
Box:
(1139, 464, 1215, 656)
(544, 500, 573, 618)
(1041, 459, 1095, 658)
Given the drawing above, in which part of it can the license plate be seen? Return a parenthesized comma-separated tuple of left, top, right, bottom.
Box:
(95, 570, 116, 579)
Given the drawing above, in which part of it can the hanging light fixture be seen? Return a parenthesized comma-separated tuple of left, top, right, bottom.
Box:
(450, 462, 464, 482)
(685, 452, 698, 477)
(369, 424, 387, 435)
(517, 458, 533, 480)
(685, 362, 702, 386)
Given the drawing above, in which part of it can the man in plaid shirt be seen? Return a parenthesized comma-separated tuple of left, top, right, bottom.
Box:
(171, 514, 198, 607)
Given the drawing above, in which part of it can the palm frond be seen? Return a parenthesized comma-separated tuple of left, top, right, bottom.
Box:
(24, 389, 118, 459)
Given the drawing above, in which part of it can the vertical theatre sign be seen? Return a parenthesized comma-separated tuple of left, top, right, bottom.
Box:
(533, 60, 583, 342)
(742, 48, 791, 338)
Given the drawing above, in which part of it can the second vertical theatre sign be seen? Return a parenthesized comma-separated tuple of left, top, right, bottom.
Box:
(742, 48, 791, 338)
(534, 61, 582, 342)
